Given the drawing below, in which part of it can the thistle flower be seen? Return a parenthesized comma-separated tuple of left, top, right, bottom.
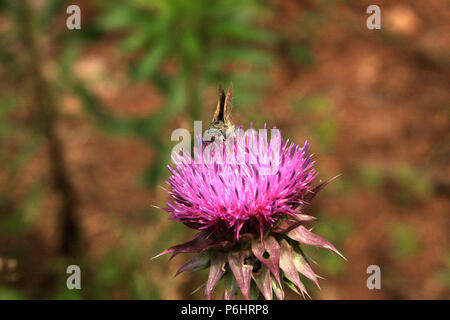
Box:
(154, 84, 345, 300)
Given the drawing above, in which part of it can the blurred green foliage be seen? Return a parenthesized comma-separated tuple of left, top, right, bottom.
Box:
(356, 164, 384, 190)
(434, 251, 450, 290)
(0, 287, 27, 300)
(291, 94, 338, 152)
(0, 2, 44, 238)
(389, 223, 420, 258)
(391, 165, 433, 206)
(291, 95, 330, 114)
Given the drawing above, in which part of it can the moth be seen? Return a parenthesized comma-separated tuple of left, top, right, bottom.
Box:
(204, 83, 235, 143)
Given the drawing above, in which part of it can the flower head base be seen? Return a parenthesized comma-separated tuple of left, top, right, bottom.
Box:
(154, 84, 345, 300)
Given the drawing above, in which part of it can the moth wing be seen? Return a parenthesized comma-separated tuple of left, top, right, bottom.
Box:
(223, 82, 233, 126)
(212, 83, 226, 123)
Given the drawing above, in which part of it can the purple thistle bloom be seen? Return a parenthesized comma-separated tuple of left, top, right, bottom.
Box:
(154, 83, 345, 300)
(167, 129, 316, 240)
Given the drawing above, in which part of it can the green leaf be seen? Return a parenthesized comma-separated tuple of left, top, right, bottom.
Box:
(97, 6, 138, 30)
(210, 24, 275, 43)
(390, 223, 420, 257)
(134, 43, 168, 79)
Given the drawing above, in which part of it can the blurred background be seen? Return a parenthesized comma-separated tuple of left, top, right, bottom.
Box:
(0, 0, 448, 299)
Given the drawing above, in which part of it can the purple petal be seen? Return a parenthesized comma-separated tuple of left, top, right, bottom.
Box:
(291, 247, 320, 288)
(205, 252, 226, 299)
(287, 225, 346, 260)
(302, 174, 341, 202)
(272, 219, 304, 234)
(202, 240, 235, 252)
(295, 214, 317, 222)
(152, 232, 211, 259)
(279, 239, 308, 296)
(251, 236, 281, 285)
(252, 266, 273, 300)
(228, 251, 253, 300)
(175, 252, 210, 277)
